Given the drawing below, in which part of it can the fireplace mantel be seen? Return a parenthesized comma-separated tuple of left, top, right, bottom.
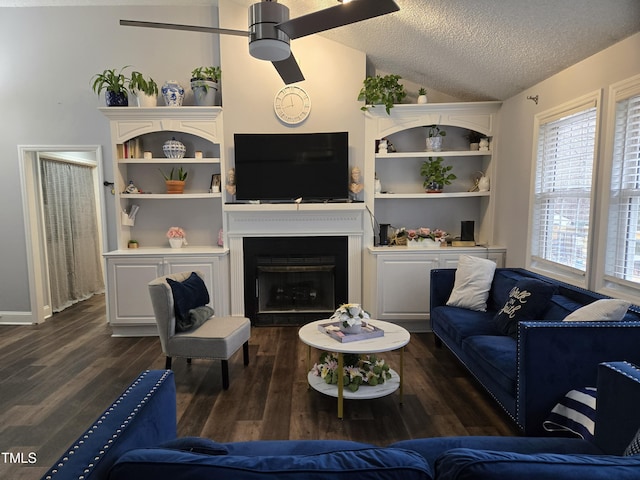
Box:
(225, 203, 367, 316)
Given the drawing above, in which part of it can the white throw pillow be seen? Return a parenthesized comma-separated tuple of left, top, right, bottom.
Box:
(446, 255, 497, 312)
(563, 299, 631, 321)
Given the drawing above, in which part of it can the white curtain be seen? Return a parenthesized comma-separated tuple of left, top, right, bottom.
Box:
(40, 159, 104, 312)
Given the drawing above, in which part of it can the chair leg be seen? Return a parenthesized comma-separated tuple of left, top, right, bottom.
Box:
(165, 356, 172, 369)
(187, 358, 192, 365)
(243, 341, 250, 366)
(221, 360, 230, 390)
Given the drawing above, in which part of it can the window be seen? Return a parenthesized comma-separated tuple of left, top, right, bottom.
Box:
(530, 95, 599, 277)
(605, 92, 640, 286)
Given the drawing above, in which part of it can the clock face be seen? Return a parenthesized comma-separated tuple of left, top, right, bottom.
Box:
(274, 86, 311, 125)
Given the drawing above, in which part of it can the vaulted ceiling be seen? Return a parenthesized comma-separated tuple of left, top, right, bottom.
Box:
(230, 0, 640, 101)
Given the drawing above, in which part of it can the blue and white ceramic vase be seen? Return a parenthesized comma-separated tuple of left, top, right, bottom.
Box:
(161, 80, 184, 107)
(105, 91, 128, 107)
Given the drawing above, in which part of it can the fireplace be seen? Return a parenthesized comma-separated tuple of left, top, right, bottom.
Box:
(243, 236, 348, 326)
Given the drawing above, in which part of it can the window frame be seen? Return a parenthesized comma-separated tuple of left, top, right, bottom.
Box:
(594, 73, 640, 302)
(526, 91, 601, 288)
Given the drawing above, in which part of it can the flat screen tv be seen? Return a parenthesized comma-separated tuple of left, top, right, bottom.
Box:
(233, 132, 349, 202)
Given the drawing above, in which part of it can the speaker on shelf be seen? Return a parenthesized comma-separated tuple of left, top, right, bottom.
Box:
(379, 224, 390, 246)
(461, 221, 475, 242)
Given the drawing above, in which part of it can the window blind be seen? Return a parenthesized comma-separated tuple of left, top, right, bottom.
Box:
(531, 107, 597, 272)
(605, 94, 640, 284)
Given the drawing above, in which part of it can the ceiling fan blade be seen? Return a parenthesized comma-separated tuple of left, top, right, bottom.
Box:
(120, 19, 249, 38)
(272, 53, 305, 84)
(277, 0, 399, 40)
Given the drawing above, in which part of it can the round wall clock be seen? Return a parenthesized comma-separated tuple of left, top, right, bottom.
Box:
(274, 85, 311, 125)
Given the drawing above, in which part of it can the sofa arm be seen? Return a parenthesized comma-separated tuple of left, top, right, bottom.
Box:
(516, 321, 640, 435)
(594, 361, 640, 455)
(430, 269, 456, 311)
(40, 370, 177, 480)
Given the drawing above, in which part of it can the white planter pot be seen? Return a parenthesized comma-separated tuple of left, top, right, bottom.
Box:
(417, 95, 428, 104)
(169, 238, 184, 248)
(425, 136, 443, 152)
(407, 238, 440, 249)
(191, 80, 218, 106)
(134, 92, 157, 107)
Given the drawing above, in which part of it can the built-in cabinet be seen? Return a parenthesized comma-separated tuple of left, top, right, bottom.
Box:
(104, 251, 229, 336)
(362, 102, 505, 331)
(100, 107, 230, 336)
(367, 248, 505, 331)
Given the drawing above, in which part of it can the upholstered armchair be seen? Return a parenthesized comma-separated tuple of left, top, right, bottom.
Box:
(148, 271, 250, 389)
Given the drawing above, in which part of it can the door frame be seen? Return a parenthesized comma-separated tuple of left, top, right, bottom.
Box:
(18, 145, 107, 324)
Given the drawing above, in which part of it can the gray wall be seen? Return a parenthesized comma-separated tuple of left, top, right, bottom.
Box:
(0, 5, 219, 313)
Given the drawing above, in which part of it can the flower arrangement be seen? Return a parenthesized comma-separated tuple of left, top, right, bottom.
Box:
(391, 227, 448, 245)
(166, 226, 186, 239)
(330, 303, 370, 328)
(312, 352, 392, 392)
(166, 226, 187, 246)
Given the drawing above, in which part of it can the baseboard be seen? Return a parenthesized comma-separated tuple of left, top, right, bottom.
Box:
(0, 311, 36, 325)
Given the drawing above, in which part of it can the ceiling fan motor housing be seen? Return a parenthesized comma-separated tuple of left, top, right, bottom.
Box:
(249, 1, 291, 61)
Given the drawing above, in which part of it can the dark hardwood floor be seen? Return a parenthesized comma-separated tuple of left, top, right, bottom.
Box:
(0, 294, 519, 479)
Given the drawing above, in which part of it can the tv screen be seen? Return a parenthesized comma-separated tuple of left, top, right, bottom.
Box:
(233, 132, 349, 202)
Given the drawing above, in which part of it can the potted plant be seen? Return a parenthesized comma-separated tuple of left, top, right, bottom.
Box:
(91, 66, 131, 106)
(420, 156, 456, 193)
(465, 130, 483, 150)
(425, 124, 446, 151)
(417, 87, 428, 104)
(128, 71, 158, 107)
(190, 66, 221, 106)
(357, 74, 407, 114)
(159, 167, 188, 194)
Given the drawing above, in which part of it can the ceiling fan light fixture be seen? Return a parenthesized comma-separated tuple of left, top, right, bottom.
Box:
(249, 38, 291, 61)
(249, 1, 291, 61)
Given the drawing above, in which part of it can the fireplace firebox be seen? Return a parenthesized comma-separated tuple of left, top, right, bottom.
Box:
(243, 237, 348, 326)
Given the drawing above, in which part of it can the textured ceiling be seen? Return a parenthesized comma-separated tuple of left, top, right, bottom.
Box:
(229, 0, 640, 101)
(5, 0, 640, 100)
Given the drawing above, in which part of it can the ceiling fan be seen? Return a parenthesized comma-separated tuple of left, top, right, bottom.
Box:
(121, 0, 399, 85)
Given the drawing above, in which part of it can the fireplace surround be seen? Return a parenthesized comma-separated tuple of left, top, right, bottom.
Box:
(225, 203, 366, 322)
(243, 236, 348, 326)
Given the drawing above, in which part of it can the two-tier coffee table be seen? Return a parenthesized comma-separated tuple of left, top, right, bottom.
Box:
(298, 319, 411, 419)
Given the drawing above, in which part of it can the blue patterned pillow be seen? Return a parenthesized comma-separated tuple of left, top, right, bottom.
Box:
(493, 278, 556, 338)
(624, 427, 640, 456)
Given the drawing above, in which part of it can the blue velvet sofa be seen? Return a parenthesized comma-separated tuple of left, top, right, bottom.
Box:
(430, 267, 640, 435)
(41, 363, 640, 480)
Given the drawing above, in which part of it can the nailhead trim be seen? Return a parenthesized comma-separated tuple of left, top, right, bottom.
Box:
(44, 370, 172, 479)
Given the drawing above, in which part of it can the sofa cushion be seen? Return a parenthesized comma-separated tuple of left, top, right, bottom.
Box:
(488, 270, 537, 312)
(493, 279, 556, 338)
(434, 448, 640, 480)
(446, 255, 497, 312)
(166, 272, 210, 324)
(544, 295, 586, 320)
(158, 437, 228, 455)
(390, 436, 603, 470)
(460, 335, 517, 394)
(109, 447, 434, 480)
(564, 299, 631, 322)
(543, 387, 597, 441)
(431, 306, 500, 345)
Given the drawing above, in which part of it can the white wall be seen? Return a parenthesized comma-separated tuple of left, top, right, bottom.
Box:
(494, 32, 640, 268)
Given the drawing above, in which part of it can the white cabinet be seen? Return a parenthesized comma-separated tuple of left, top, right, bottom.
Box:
(101, 107, 230, 336)
(366, 247, 505, 332)
(105, 251, 229, 337)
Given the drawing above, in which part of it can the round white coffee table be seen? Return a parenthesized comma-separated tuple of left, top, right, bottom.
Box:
(298, 319, 410, 418)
